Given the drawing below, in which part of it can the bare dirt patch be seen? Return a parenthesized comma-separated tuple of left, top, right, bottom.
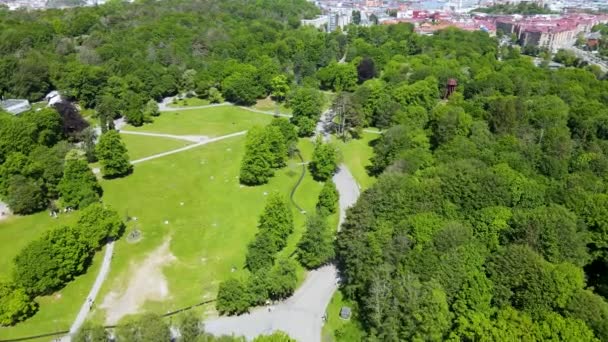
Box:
(100, 239, 176, 324)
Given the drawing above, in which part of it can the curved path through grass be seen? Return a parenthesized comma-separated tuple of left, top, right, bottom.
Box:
(204, 165, 359, 342)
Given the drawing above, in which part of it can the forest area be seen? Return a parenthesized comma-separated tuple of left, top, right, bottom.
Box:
(0, 0, 608, 340)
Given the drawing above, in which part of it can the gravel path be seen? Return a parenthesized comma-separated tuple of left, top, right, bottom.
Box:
(61, 241, 115, 342)
(119, 130, 208, 143)
(204, 165, 360, 341)
(130, 131, 246, 165)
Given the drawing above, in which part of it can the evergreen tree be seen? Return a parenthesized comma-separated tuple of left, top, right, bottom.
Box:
(216, 278, 252, 315)
(267, 258, 298, 300)
(265, 125, 288, 169)
(96, 130, 132, 178)
(309, 139, 339, 181)
(316, 179, 339, 216)
(239, 126, 274, 185)
(297, 214, 335, 269)
(58, 150, 101, 209)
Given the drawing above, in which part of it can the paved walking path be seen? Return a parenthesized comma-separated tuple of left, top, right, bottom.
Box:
(130, 131, 246, 165)
(119, 130, 208, 143)
(205, 165, 359, 341)
(61, 241, 115, 342)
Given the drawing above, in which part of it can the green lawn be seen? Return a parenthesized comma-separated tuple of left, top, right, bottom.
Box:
(120, 134, 192, 160)
(91, 136, 322, 321)
(253, 97, 292, 115)
(0, 212, 78, 281)
(167, 97, 210, 108)
(0, 245, 106, 340)
(322, 290, 364, 342)
(334, 132, 378, 190)
(125, 106, 273, 137)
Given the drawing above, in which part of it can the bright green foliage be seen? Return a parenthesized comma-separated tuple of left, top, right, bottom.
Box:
(178, 312, 203, 341)
(13, 225, 91, 296)
(115, 313, 171, 342)
(96, 130, 132, 178)
(222, 68, 264, 106)
(267, 258, 298, 300)
(506, 205, 589, 267)
(144, 99, 160, 117)
(208, 87, 224, 104)
(239, 126, 274, 185)
(216, 278, 252, 315)
(270, 75, 290, 102)
(391, 77, 438, 111)
(316, 180, 338, 216)
(58, 150, 101, 209)
(76, 203, 124, 249)
(265, 126, 288, 169)
(253, 331, 295, 342)
(317, 62, 357, 92)
(297, 214, 335, 269)
(289, 87, 323, 137)
(309, 139, 339, 181)
(269, 118, 298, 148)
(0, 282, 36, 326)
(74, 323, 108, 342)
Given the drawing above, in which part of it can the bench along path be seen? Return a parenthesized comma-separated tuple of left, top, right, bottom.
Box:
(204, 165, 360, 341)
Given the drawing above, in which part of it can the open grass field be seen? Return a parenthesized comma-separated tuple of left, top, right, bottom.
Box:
(253, 97, 292, 114)
(120, 134, 192, 160)
(0, 246, 105, 340)
(90, 135, 322, 322)
(125, 106, 273, 137)
(334, 132, 378, 190)
(0, 106, 309, 337)
(167, 97, 210, 108)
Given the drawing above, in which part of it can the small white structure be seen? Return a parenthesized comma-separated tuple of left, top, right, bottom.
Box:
(45, 90, 63, 106)
(0, 99, 31, 115)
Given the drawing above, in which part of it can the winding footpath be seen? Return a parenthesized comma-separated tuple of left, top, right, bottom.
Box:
(205, 110, 360, 341)
(60, 242, 115, 342)
(205, 166, 359, 342)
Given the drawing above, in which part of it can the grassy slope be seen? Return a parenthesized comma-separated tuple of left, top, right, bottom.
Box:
(124, 106, 273, 137)
(334, 132, 378, 191)
(120, 134, 192, 161)
(253, 97, 292, 114)
(0, 248, 105, 340)
(91, 136, 322, 321)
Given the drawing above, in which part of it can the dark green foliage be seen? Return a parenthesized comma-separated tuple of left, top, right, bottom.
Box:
(5, 175, 46, 215)
(316, 180, 338, 216)
(267, 258, 298, 300)
(297, 214, 335, 268)
(309, 139, 339, 181)
(76, 203, 124, 249)
(13, 225, 91, 296)
(565, 289, 608, 341)
(0, 282, 36, 326)
(96, 130, 132, 178)
(58, 151, 101, 209)
(222, 70, 264, 105)
(115, 313, 171, 342)
(246, 193, 293, 272)
(216, 278, 252, 315)
(74, 323, 108, 342)
(253, 331, 295, 342)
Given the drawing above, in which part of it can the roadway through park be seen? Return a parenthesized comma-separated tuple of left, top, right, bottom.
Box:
(205, 110, 361, 341)
(204, 165, 360, 342)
